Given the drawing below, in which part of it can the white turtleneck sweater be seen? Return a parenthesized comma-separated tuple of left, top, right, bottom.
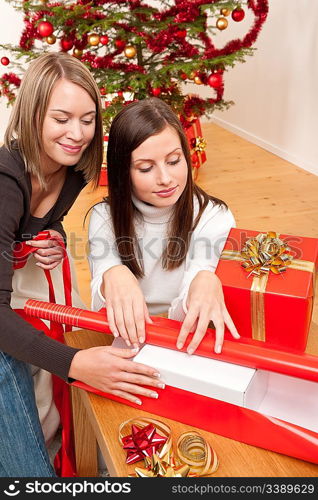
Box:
(88, 195, 235, 320)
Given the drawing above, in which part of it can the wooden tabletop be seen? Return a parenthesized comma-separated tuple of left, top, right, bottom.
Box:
(64, 323, 318, 477)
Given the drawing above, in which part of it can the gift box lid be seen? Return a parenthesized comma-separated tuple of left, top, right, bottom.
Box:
(216, 228, 318, 299)
(134, 343, 262, 408)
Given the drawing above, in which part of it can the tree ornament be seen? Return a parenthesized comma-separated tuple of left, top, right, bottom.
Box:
(180, 72, 188, 80)
(232, 8, 245, 22)
(176, 29, 186, 39)
(100, 35, 109, 45)
(73, 48, 83, 58)
(100, 87, 107, 95)
(216, 17, 228, 30)
(194, 75, 203, 85)
(124, 45, 136, 59)
(46, 35, 56, 45)
(60, 38, 73, 51)
(37, 20, 54, 38)
(207, 73, 223, 89)
(220, 8, 231, 17)
(151, 87, 161, 97)
(189, 71, 196, 80)
(1, 57, 9, 66)
(88, 34, 100, 46)
(115, 39, 126, 50)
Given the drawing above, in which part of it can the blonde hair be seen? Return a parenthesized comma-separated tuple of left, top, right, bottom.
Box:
(5, 52, 103, 189)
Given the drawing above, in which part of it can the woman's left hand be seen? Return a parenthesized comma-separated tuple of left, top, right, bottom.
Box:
(176, 270, 240, 355)
(25, 230, 65, 270)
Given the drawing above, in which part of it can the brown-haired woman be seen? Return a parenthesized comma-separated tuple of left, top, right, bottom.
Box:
(88, 98, 240, 359)
(0, 53, 161, 477)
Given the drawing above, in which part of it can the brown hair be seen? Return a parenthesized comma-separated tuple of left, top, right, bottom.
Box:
(106, 97, 226, 277)
(5, 51, 103, 189)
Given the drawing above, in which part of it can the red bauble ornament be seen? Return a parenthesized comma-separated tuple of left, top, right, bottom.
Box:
(180, 72, 188, 80)
(232, 8, 245, 22)
(115, 39, 126, 50)
(207, 73, 223, 89)
(1, 57, 9, 66)
(100, 87, 107, 95)
(117, 90, 123, 97)
(151, 87, 161, 97)
(100, 35, 109, 45)
(176, 29, 186, 39)
(60, 38, 74, 51)
(37, 21, 54, 38)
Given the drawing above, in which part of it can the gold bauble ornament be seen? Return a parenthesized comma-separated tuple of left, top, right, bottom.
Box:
(216, 17, 228, 30)
(46, 35, 56, 45)
(73, 48, 83, 58)
(220, 8, 231, 16)
(88, 34, 100, 46)
(194, 76, 203, 85)
(189, 71, 196, 80)
(124, 45, 137, 58)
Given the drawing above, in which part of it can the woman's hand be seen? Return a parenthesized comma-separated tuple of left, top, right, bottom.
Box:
(68, 345, 164, 405)
(177, 271, 239, 355)
(25, 230, 65, 270)
(102, 265, 153, 348)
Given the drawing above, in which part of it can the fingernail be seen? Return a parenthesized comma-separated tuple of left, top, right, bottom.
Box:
(215, 345, 221, 354)
(35, 263, 41, 266)
(157, 383, 165, 389)
(187, 348, 194, 355)
(131, 347, 139, 353)
(153, 372, 161, 378)
(25, 241, 32, 245)
(135, 399, 142, 405)
(126, 340, 131, 347)
(177, 342, 183, 349)
(150, 392, 159, 399)
(113, 331, 119, 338)
(139, 337, 145, 343)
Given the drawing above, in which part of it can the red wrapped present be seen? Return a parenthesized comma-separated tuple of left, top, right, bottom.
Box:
(183, 119, 207, 179)
(215, 228, 318, 351)
(98, 135, 108, 186)
(23, 301, 318, 465)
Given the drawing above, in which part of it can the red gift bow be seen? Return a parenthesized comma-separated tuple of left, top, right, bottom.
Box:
(122, 424, 167, 465)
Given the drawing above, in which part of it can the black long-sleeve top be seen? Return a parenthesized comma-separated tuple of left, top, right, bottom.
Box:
(0, 143, 87, 380)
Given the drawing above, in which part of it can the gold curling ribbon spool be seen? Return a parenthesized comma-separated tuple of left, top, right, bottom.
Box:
(177, 431, 218, 476)
(118, 417, 172, 459)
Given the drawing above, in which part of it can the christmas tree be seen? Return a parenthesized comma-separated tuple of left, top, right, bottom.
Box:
(1, 0, 268, 131)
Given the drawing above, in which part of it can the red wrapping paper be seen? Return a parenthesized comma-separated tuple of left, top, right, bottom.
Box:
(215, 228, 318, 351)
(24, 300, 318, 464)
(184, 118, 207, 173)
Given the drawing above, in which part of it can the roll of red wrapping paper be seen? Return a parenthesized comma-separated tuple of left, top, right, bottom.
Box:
(24, 299, 318, 383)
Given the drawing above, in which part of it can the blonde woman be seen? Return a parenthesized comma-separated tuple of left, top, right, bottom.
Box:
(0, 52, 161, 477)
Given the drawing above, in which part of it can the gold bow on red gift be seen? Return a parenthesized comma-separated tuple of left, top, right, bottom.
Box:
(220, 231, 315, 342)
(240, 231, 293, 277)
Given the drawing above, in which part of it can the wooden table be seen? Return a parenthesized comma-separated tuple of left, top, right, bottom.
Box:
(64, 327, 318, 478)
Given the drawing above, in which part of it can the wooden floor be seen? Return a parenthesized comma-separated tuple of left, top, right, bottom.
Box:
(64, 122, 318, 354)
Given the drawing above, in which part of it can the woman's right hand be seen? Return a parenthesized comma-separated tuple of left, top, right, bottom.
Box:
(68, 345, 164, 405)
(101, 265, 153, 347)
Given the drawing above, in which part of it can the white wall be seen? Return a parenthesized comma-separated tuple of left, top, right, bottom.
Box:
(0, 1, 24, 140)
(208, 0, 318, 176)
(1, 0, 317, 175)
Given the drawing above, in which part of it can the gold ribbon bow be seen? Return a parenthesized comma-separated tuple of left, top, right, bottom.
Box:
(221, 231, 315, 342)
(192, 136, 207, 153)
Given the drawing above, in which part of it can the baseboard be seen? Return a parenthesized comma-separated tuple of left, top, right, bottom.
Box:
(209, 116, 318, 177)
